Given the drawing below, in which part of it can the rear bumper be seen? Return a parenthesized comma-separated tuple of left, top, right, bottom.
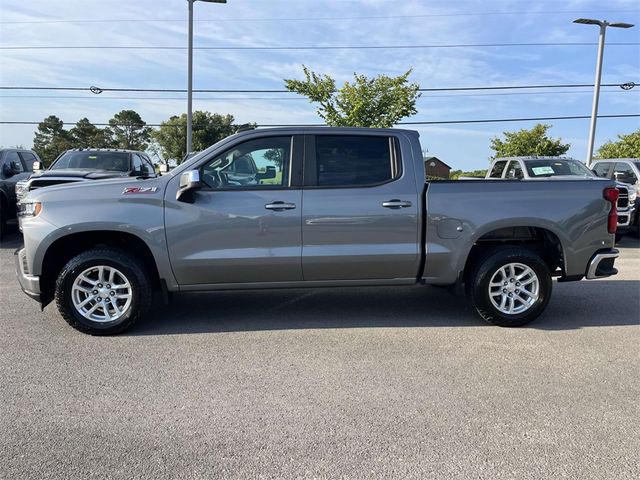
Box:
(585, 249, 619, 280)
(15, 247, 42, 302)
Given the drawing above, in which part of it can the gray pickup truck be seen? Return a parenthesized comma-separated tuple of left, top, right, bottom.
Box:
(16, 127, 620, 335)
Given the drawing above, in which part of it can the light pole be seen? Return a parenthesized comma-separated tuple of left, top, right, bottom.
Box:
(187, 0, 227, 155)
(573, 18, 634, 165)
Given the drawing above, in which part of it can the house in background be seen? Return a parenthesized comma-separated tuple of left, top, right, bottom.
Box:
(424, 156, 452, 179)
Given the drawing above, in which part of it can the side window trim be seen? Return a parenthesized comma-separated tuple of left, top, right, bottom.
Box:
(197, 135, 298, 191)
(303, 134, 402, 189)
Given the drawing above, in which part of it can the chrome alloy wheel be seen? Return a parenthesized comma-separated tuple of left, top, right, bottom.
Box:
(71, 266, 132, 322)
(488, 262, 540, 315)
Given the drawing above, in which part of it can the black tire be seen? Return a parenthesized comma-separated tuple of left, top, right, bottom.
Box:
(55, 247, 152, 335)
(467, 246, 552, 327)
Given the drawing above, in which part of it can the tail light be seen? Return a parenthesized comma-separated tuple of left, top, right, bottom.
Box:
(603, 187, 619, 234)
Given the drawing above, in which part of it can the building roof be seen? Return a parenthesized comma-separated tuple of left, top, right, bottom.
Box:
(424, 156, 452, 170)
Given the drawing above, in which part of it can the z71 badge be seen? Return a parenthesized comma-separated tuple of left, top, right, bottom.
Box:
(122, 186, 158, 194)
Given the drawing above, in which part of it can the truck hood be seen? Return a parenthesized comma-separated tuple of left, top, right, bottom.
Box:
(23, 176, 167, 203)
(30, 169, 130, 180)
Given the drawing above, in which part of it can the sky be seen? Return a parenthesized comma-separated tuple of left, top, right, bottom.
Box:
(0, 0, 638, 171)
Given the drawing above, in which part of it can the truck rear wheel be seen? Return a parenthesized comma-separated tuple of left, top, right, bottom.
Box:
(467, 247, 552, 327)
(55, 248, 152, 335)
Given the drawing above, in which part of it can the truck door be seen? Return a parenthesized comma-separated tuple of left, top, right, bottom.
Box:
(301, 133, 420, 281)
(164, 134, 303, 285)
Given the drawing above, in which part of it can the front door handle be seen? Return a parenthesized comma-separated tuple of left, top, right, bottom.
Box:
(265, 201, 296, 211)
(382, 199, 412, 209)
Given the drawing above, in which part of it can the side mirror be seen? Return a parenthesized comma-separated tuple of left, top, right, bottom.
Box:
(264, 166, 276, 179)
(257, 165, 277, 180)
(176, 170, 202, 203)
(32, 161, 43, 171)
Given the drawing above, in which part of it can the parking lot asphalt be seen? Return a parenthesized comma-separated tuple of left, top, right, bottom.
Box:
(0, 226, 638, 479)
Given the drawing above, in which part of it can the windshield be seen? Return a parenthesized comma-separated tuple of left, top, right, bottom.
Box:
(525, 159, 594, 178)
(50, 151, 130, 171)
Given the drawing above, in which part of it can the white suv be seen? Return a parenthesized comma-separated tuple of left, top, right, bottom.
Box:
(592, 159, 640, 237)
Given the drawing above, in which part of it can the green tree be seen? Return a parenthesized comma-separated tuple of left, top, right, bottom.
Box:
(285, 65, 420, 127)
(32, 115, 72, 165)
(69, 118, 114, 148)
(449, 169, 488, 179)
(106, 110, 152, 150)
(152, 111, 237, 163)
(490, 124, 570, 160)
(596, 129, 640, 158)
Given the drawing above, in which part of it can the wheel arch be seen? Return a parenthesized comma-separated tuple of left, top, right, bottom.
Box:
(39, 230, 161, 305)
(462, 225, 566, 284)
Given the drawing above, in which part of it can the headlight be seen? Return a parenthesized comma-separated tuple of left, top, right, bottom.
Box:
(17, 202, 42, 218)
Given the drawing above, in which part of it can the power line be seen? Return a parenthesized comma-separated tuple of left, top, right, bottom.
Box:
(1, 114, 637, 128)
(0, 82, 635, 94)
(0, 89, 635, 101)
(1, 42, 638, 51)
(1, 9, 637, 24)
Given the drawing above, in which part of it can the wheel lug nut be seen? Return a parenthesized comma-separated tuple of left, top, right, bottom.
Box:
(515, 289, 520, 294)
(110, 291, 115, 296)
(503, 281, 508, 286)
(508, 293, 513, 297)
(516, 282, 520, 286)
(92, 290, 98, 295)
(510, 278, 515, 283)
(106, 284, 111, 288)
(98, 284, 103, 288)
(96, 297, 101, 301)
(503, 289, 507, 293)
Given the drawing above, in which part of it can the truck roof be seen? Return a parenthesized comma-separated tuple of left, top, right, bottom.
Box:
(493, 156, 578, 162)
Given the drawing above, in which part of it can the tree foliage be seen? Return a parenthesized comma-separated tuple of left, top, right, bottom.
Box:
(32, 115, 72, 165)
(106, 110, 152, 150)
(449, 169, 488, 179)
(596, 129, 640, 159)
(69, 118, 114, 149)
(490, 124, 570, 159)
(285, 65, 420, 127)
(152, 111, 237, 162)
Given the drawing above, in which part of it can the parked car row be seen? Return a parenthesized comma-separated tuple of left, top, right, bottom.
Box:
(15, 148, 157, 202)
(0, 148, 42, 239)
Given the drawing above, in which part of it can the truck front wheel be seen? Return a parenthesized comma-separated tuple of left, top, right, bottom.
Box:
(55, 248, 152, 335)
(467, 247, 552, 327)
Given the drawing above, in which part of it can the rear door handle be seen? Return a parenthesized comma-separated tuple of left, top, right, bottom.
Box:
(265, 201, 296, 211)
(382, 199, 412, 209)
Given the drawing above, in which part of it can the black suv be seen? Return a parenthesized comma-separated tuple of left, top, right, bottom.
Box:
(17, 148, 157, 201)
(0, 148, 41, 239)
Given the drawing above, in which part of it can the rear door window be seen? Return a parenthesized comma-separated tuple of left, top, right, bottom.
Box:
(489, 161, 507, 178)
(313, 135, 398, 187)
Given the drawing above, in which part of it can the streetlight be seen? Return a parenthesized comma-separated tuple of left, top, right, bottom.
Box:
(187, 0, 227, 155)
(573, 18, 634, 165)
